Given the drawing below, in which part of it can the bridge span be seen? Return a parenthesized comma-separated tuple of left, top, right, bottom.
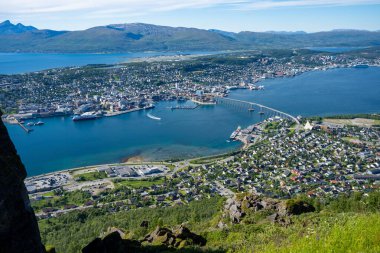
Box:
(215, 97, 300, 125)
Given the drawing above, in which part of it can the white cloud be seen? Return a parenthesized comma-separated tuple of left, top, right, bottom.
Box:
(1, 0, 379, 30)
(236, 0, 380, 10)
(3, 0, 378, 16)
(0, 0, 243, 15)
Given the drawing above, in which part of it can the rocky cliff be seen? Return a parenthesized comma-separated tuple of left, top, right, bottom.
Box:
(0, 112, 45, 253)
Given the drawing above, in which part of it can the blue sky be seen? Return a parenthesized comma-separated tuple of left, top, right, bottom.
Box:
(1, 0, 380, 32)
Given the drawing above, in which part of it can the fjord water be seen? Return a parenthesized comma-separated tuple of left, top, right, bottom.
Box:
(5, 67, 380, 176)
(0, 51, 216, 74)
(229, 67, 380, 116)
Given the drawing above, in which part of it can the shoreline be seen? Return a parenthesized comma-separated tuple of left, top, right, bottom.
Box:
(24, 112, 380, 179)
(10, 66, 379, 179)
(26, 160, 169, 180)
(3, 65, 380, 122)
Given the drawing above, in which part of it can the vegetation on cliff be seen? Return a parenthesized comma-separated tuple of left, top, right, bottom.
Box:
(39, 191, 380, 253)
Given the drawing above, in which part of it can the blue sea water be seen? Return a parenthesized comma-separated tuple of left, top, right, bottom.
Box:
(5, 67, 380, 176)
(229, 67, 380, 116)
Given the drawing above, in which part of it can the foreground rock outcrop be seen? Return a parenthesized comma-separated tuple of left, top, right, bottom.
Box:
(0, 112, 45, 253)
(82, 230, 141, 253)
(223, 193, 315, 225)
(142, 225, 206, 248)
(82, 225, 206, 253)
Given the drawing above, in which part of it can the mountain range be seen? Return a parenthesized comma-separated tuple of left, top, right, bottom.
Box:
(1, 20, 380, 53)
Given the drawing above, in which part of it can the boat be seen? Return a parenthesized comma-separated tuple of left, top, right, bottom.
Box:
(147, 112, 161, 120)
(230, 126, 241, 139)
(35, 121, 44, 126)
(249, 85, 264, 90)
(26, 122, 35, 126)
(248, 108, 255, 112)
(72, 112, 98, 121)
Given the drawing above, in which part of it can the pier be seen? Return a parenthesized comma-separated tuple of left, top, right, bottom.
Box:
(215, 97, 300, 125)
(16, 119, 32, 133)
(167, 105, 198, 110)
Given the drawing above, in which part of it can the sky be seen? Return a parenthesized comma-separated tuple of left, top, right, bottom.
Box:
(1, 0, 380, 32)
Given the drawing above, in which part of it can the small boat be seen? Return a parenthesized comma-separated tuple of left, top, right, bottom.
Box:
(147, 113, 161, 120)
(248, 108, 255, 112)
(26, 122, 35, 126)
(35, 121, 44, 126)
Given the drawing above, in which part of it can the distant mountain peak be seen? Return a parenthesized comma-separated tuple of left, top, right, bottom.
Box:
(0, 20, 38, 34)
(0, 21, 379, 53)
(0, 20, 11, 25)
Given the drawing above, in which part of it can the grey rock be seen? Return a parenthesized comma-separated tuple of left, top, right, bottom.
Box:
(0, 111, 45, 253)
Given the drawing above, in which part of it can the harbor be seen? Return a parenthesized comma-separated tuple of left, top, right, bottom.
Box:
(4, 67, 380, 176)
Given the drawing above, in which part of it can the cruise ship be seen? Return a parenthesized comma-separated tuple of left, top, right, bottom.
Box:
(72, 112, 98, 121)
(230, 126, 241, 139)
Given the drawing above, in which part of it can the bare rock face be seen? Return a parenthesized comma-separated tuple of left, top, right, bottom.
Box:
(223, 194, 315, 225)
(83, 225, 206, 252)
(82, 231, 141, 253)
(0, 112, 45, 253)
(142, 225, 206, 248)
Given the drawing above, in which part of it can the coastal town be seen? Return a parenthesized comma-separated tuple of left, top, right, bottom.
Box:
(26, 115, 380, 219)
(1, 49, 380, 126)
(1, 49, 379, 219)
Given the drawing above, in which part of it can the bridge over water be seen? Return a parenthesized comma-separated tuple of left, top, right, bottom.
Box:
(215, 97, 300, 125)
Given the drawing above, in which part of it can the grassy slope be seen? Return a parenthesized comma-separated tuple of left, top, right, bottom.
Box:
(205, 212, 380, 253)
(38, 192, 380, 253)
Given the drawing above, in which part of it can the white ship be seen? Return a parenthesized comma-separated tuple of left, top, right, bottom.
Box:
(72, 112, 98, 121)
(147, 112, 161, 120)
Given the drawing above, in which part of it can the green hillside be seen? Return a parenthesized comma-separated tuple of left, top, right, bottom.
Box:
(1, 21, 380, 53)
(39, 191, 380, 253)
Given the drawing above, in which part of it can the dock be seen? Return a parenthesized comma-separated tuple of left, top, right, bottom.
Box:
(16, 119, 32, 133)
(167, 105, 198, 110)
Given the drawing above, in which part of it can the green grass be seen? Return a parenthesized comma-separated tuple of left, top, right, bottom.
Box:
(203, 212, 380, 253)
(39, 197, 223, 253)
(114, 177, 165, 188)
(42, 191, 55, 197)
(261, 213, 380, 253)
(342, 136, 360, 143)
(31, 190, 92, 212)
(37, 191, 380, 253)
(325, 114, 380, 120)
(74, 171, 107, 181)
